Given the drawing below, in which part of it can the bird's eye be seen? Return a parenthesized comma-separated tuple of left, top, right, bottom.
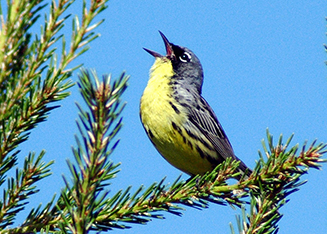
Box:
(179, 52, 191, 62)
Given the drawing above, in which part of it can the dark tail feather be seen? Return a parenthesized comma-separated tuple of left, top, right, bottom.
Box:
(236, 159, 252, 180)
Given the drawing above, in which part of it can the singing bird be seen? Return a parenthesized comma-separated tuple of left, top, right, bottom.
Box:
(140, 32, 251, 179)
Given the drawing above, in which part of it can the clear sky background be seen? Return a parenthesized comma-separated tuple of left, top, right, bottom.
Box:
(12, 0, 327, 233)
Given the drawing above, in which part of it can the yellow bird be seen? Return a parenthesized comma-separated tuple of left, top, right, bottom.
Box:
(140, 32, 251, 179)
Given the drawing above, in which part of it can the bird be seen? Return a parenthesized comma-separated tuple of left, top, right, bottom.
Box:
(140, 31, 251, 180)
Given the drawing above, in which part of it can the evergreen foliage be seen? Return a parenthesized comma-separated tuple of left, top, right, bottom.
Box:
(0, 1, 325, 233)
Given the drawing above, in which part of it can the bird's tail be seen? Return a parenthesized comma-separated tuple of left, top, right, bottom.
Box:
(235, 159, 252, 180)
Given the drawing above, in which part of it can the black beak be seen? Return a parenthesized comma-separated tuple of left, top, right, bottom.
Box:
(143, 31, 174, 58)
(143, 48, 162, 58)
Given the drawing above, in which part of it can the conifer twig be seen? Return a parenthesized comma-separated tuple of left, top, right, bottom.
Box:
(0, 1, 110, 233)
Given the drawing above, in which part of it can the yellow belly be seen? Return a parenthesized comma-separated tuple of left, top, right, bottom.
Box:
(140, 58, 214, 175)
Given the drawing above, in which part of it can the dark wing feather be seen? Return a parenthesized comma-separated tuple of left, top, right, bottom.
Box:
(186, 95, 251, 175)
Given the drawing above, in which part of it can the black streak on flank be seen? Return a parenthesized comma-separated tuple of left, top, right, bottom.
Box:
(148, 129, 154, 139)
(185, 127, 213, 150)
(196, 145, 206, 159)
(172, 121, 194, 150)
(195, 145, 217, 167)
(187, 139, 193, 150)
(172, 121, 186, 143)
(171, 122, 182, 134)
(169, 101, 180, 114)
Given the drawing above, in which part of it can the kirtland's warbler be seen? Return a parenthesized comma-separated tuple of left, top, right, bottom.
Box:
(140, 32, 251, 179)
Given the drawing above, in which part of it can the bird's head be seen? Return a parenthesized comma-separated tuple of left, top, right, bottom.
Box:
(144, 31, 204, 93)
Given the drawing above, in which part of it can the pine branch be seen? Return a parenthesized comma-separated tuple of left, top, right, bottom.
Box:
(0, 1, 324, 233)
(232, 131, 327, 234)
(91, 135, 326, 231)
(0, 152, 53, 230)
(5, 68, 128, 233)
(0, 0, 110, 233)
(55, 69, 129, 233)
(0, 0, 109, 167)
(37, 68, 325, 233)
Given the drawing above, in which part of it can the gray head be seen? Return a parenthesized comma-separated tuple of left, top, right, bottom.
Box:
(144, 31, 204, 93)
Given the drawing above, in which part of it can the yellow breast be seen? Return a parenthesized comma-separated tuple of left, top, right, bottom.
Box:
(140, 58, 213, 175)
(140, 58, 178, 140)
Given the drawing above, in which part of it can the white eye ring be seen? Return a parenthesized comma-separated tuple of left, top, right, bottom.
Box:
(179, 52, 191, 62)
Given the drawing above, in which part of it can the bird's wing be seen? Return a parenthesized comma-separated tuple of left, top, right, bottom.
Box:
(186, 95, 250, 173)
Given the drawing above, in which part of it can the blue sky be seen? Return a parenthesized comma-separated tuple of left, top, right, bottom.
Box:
(14, 0, 327, 233)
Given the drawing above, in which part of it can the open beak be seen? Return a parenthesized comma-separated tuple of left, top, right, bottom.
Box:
(143, 31, 174, 58)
